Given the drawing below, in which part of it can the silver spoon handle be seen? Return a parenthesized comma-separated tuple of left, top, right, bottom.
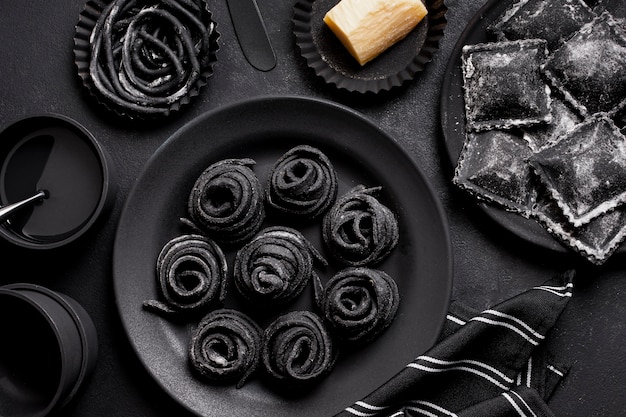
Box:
(0, 190, 48, 224)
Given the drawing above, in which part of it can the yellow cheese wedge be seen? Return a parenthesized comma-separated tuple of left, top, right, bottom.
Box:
(323, 0, 428, 66)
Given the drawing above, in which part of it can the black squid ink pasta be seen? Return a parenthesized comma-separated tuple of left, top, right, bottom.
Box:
(266, 145, 338, 220)
(189, 309, 263, 388)
(233, 226, 327, 307)
(84, 0, 219, 117)
(183, 158, 265, 245)
(262, 311, 335, 384)
(143, 234, 228, 317)
(322, 185, 399, 266)
(317, 267, 400, 345)
(140, 149, 403, 389)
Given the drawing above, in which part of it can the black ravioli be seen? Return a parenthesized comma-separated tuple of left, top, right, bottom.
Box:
(530, 116, 626, 227)
(523, 94, 584, 152)
(488, 0, 595, 51)
(462, 39, 552, 132)
(543, 12, 626, 116)
(532, 185, 626, 265)
(454, 129, 536, 216)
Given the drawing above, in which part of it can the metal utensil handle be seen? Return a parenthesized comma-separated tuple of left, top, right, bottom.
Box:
(0, 190, 48, 224)
(226, 0, 276, 71)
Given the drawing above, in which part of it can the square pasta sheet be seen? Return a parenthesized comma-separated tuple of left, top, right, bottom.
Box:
(533, 185, 626, 265)
(453, 129, 536, 216)
(462, 39, 552, 132)
(542, 12, 626, 116)
(455, 2, 626, 264)
(523, 94, 584, 152)
(488, 0, 596, 51)
(453, 0, 626, 264)
(530, 116, 626, 228)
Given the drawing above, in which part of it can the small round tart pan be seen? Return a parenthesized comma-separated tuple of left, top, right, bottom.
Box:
(73, 0, 220, 120)
(293, 0, 447, 94)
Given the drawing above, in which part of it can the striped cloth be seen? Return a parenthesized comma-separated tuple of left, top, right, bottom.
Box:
(334, 270, 575, 417)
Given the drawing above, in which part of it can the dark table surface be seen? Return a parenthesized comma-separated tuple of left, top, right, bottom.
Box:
(1, 0, 624, 416)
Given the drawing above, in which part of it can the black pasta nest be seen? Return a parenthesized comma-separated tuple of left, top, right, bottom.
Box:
(74, 0, 220, 119)
(143, 145, 401, 389)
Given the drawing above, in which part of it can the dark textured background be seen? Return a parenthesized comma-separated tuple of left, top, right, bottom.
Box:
(0, 0, 624, 415)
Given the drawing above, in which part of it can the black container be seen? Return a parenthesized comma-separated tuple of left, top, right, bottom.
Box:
(0, 114, 115, 249)
(0, 283, 98, 417)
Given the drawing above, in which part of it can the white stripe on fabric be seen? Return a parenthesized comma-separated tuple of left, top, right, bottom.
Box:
(535, 283, 573, 292)
(404, 408, 438, 417)
(482, 310, 546, 341)
(374, 401, 459, 417)
(533, 283, 573, 297)
(470, 317, 540, 346)
(344, 407, 377, 417)
(510, 390, 538, 417)
(410, 401, 458, 417)
(417, 356, 514, 383)
(503, 392, 528, 417)
(547, 364, 564, 377)
(526, 357, 532, 388)
(346, 396, 458, 417)
(534, 287, 573, 297)
(407, 363, 510, 390)
(446, 314, 466, 326)
(355, 402, 386, 411)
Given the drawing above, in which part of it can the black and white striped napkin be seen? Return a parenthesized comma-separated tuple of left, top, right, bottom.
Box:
(334, 270, 575, 417)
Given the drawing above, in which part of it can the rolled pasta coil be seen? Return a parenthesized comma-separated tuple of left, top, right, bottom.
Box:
(262, 311, 335, 384)
(88, 0, 218, 116)
(234, 226, 327, 306)
(189, 309, 262, 388)
(320, 267, 400, 344)
(322, 185, 399, 266)
(266, 145, 338, 220)
(143, 234, 227, 316)
(186, 158, 265, 245)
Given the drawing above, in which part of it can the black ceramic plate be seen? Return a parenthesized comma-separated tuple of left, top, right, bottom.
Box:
(440, 0, 571, 253)
(293, 0, 447, 94)
(113, 96, 452, 417)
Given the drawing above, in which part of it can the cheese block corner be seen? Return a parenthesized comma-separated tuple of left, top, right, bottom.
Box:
(323, 0, 428, 66)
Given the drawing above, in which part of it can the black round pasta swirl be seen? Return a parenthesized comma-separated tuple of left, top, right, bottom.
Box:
(262, 311, 335, 384)
(88, 0, 217, 116)
(233, 226, 327, 306)
(322, 185, 399, 266)
(143, 234, 227, 317)
(266, 145, 338, 219)
(189, 309, 262, 388)
(185, 158, 265, 245)
(319, 267, 400, 344)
